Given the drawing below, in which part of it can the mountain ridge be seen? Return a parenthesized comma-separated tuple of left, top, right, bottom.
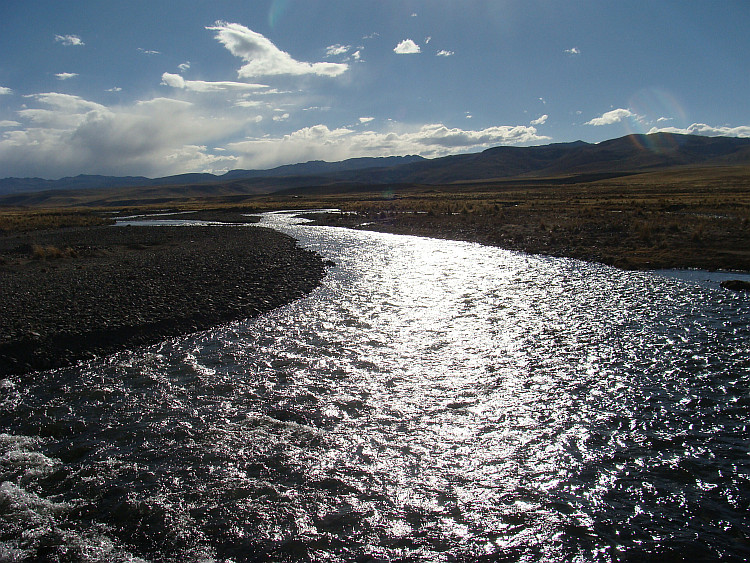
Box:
(1, 133, 749, 204)
(0, 155, 426, 196)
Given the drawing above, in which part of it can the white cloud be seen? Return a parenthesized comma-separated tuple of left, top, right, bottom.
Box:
(656, 116, 672, 123)
(227, 122, 549, 169)
(106, 87, 123, 92)
(394, 39, 421, 54)
(564, 47, 580, 55)
(0, 87, 12, 95)
(325, 44, 350, 57)
(28, 93, 106, 112)
(207, 22, 348, 78)
(162, 144, 238, 173)
(425, 36, 432, 44)
(135, 97, 193, 110)
(413, 123, 547, 148)
(436, 50, 454, 57)
(303, 106, 327, 112)
(1, 93, 245, 178)
(235, 100, 266, 109)
(351, 50, 362, 61)
(161, 72, 268, 92)
(18, 93, 108, 128)
(178, 61, 191, 73)
(55, 72, 79, 80)
(55, 34, 84, 46)
(1, 81, 552, 177)
(0, 120, 21, 128)
(530, 114, 548, 125)
(137, 48, 160, 55)
(647, 123, 750, 138)
(585, 108, 636, 126)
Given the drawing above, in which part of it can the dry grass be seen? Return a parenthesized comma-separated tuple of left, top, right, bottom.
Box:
(0, 209, 114, 233)
(31, 245, 78, 260)
(295, 166, 750, 271)
(2, 164, 748, 271)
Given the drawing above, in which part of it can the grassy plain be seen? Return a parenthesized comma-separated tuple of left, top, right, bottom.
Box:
(297, 165, 750, 271)
(2, 164, 749, 271)
(0, 208, 114, 233)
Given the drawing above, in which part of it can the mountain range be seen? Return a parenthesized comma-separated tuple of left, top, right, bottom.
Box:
(1, 133, 749, 205)
(0, 155, 425, 196)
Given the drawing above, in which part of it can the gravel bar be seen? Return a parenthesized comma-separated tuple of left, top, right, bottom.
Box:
(0, 224, 326, 376)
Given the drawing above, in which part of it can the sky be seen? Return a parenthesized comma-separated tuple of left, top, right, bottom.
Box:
(0, 0, 748, 179)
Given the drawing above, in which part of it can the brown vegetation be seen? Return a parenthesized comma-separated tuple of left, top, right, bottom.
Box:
(2, 165, 748, 271)
(30, 244, 78, 260)
(299, 166, 750, 271)
(0, 208, 113, 233)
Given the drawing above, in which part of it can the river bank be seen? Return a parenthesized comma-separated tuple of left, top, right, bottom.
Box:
(282, 166, 750, 272)
(0, 222, 326, 376)
(1, 193, 747, 376)
(302, 205, 750, 272)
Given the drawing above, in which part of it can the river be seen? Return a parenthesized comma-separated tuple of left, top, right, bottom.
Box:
(1, 211, 749, 561)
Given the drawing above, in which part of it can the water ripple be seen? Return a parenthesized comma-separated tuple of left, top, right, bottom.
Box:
(1, 211, 748, 561)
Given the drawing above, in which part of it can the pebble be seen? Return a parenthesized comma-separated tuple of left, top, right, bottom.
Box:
(0, 225, 326, 376)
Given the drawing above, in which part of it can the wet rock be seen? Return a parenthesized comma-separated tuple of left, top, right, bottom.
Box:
(720, 279, 750, 291)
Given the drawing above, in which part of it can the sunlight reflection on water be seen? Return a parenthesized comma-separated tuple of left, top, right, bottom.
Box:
(1, 210, 748, 562)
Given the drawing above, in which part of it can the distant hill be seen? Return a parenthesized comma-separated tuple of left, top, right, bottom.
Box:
(329, 133, 750, 185)
(232, 133, 750, 188)
(0, 174, 153, 196)
(0, 155, 426, 196)
(2, 133, 750, 206)
(219, 155, 426, 180)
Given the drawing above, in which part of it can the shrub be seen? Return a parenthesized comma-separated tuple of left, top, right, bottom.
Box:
(31, 245, 77, 260)
(637, 222, 654, 243)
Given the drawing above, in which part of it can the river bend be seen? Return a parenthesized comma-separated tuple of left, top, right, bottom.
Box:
(1, 211, 748, 561)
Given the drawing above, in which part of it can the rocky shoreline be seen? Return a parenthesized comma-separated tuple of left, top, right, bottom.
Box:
(0, 223, 326, 376)
(303, 210, 750, 272)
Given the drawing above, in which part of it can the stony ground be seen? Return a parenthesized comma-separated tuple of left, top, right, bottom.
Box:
(304, 208, 750, 272)
(0, 224, 326, 376)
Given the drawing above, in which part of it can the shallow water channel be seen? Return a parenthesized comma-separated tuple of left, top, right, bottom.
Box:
(1, 211, 749, 561)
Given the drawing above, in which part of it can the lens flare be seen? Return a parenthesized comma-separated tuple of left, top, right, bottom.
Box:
(629, 87, 688, 131)
(625, 87, 689, 151)
(268, 0, 291, 29)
